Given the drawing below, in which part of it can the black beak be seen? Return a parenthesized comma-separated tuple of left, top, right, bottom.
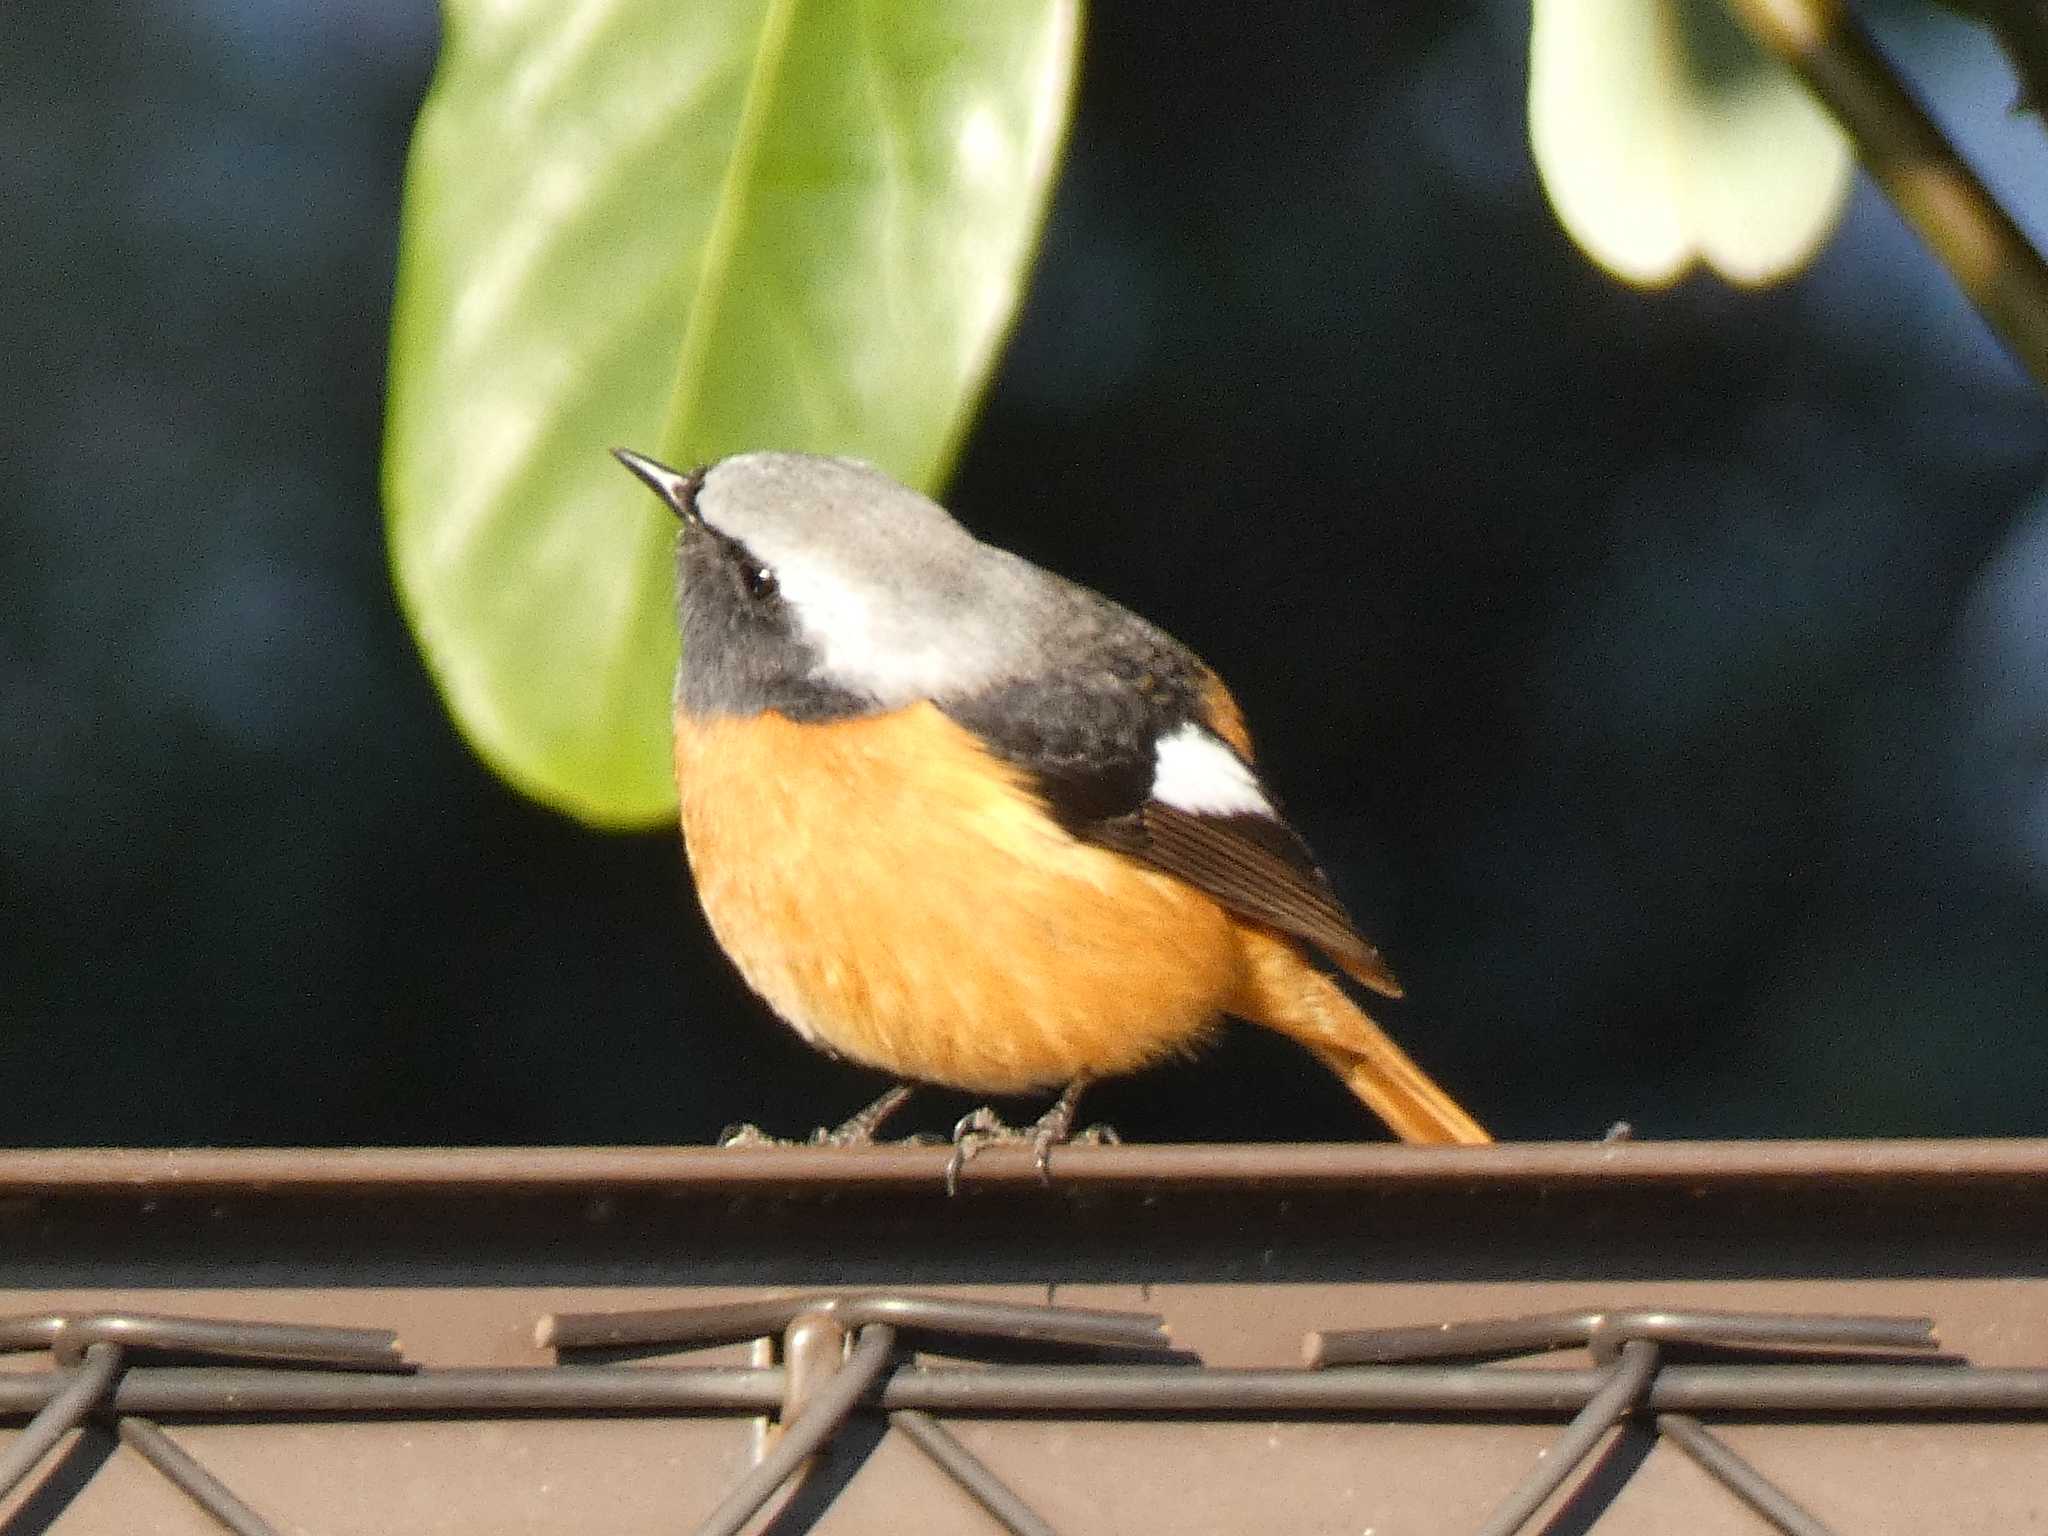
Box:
(611, 447, 704, 524)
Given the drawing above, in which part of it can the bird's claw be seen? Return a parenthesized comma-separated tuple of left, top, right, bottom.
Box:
(942, 1101, 1117, 1195)
(719, 1085, 922, 1149)
(811, 1083, 915, 1146)
(808, 1121, 941, 1148)
(718, 1120, 891, 1149)
(943, 1107, 1010, 1195)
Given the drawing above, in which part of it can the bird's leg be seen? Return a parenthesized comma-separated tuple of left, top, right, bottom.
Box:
(1025, 1077, 1089, 1179)
(942, 1106, 1006, 1194)
(813, 1084, 916, 1146)
(944, 1078, 1112, 1194)
(719, 1085, 918, 1149)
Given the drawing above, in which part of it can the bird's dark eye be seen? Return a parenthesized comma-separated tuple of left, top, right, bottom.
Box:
(743, 563, 778, 601)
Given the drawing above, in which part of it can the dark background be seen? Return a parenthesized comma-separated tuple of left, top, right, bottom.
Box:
(5, 2, 2046, 1147)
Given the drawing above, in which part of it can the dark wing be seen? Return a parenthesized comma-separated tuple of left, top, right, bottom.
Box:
(939, 657, 1402, 998)
(1120, 802, 1400, 996)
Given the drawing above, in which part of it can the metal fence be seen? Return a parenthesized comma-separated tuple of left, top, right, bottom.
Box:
(3, 1139, 2045, 1533)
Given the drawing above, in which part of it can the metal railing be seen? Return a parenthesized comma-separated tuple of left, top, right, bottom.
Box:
(4, 1296, 2046, 1535)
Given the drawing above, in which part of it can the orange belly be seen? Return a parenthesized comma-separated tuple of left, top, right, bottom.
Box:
(673, 703, 1242, 1093)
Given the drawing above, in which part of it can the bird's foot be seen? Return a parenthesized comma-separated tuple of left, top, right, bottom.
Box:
(943, 1080, 1112, 1195)
(716, 1121, 788, 1148)
(718, 1085, 921, 1149)
(810, 1084, 916, 1146)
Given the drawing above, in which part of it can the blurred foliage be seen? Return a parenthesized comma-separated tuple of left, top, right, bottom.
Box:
(1530, 0, 1852, 286)
(384, 0, 1080, 825)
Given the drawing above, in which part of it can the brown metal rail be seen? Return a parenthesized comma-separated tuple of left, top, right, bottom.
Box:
(2, 1139, 2045, 1533)
(2, 1136, 2042, 1193)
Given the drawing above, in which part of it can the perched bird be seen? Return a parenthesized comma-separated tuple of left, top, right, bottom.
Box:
(615, 448, 1489, 1168)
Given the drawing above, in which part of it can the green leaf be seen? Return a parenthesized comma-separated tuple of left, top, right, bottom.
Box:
(1530, 0, 1851, 288)
(384, 0, 1081, 826)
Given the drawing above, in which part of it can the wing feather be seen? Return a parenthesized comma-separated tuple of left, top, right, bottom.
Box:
(937, 625, 1399, 996)
(1124, 803, 1403, 997)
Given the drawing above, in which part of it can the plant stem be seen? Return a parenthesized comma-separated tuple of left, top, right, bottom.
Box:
(1729, 0, 2048, 394)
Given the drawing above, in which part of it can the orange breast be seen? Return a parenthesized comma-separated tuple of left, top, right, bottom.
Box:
(673, 703, 1243, 1094)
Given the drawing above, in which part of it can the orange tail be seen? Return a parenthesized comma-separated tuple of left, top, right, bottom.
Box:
(1305, 1037, 1492, 1145)
(1236, 930, 1491, 1145)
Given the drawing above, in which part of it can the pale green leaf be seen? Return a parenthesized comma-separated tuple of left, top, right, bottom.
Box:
(385, 0, 1080, 825)
(1530, 0, 1852, 288)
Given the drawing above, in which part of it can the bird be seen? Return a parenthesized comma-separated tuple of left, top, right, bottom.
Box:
(614, 447, 1490, 1173)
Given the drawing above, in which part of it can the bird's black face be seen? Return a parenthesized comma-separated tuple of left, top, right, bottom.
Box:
(673, 522, 870, 722)
(613, 446, 872, 722)
(622, 445, 1084, 725)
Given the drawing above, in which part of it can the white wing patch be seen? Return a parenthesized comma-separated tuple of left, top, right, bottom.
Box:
(1151, 723, 1275, 818)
